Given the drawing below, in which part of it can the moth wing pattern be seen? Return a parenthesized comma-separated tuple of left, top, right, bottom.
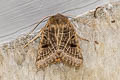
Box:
(35, 14, 83, 69)
(61, 25, 83, 67)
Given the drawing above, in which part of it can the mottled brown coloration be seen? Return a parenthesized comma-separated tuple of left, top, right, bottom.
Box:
(25, 14, 83, 69)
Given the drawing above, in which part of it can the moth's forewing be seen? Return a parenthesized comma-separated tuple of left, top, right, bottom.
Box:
(36, 14, 83, 69)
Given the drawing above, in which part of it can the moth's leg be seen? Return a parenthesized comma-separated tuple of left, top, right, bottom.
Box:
(79, 37, 89, 42)
(76, 34, 89, 42)
(65, 14, 75, 19)
(24, 31, 41, 48)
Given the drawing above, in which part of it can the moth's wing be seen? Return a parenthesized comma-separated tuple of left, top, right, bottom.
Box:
(36, 25, 57, 69)
(61, 23, 83, 67)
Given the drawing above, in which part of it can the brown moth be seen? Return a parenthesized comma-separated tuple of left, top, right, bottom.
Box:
(24, 13, 83, 69)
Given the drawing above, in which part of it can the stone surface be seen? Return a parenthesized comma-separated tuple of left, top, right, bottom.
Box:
(0, 1, 120, 80)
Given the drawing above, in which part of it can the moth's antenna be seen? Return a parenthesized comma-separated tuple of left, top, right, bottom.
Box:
(64, 14, 76, 20)
(24, 16, 51, 48)
(67, 16, 75, 19)
(26, 16, 50, 36)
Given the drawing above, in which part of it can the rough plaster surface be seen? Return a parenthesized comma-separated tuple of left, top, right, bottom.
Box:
(0, 1, 120, 80)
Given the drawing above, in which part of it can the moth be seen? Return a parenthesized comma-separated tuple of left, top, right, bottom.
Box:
(24, 13, 84, 69)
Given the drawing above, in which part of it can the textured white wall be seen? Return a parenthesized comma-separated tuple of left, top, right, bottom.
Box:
(0, 0, 109, 44)
(0, 1, 120, 80)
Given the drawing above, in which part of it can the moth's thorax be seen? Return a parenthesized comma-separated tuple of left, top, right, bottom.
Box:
(49, 14, 69, 25)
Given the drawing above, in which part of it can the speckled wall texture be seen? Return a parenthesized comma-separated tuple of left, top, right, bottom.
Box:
(0, 2, 120, 80)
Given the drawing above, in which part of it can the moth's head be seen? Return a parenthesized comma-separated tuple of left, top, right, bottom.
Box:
(49, 13, 69, 25)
